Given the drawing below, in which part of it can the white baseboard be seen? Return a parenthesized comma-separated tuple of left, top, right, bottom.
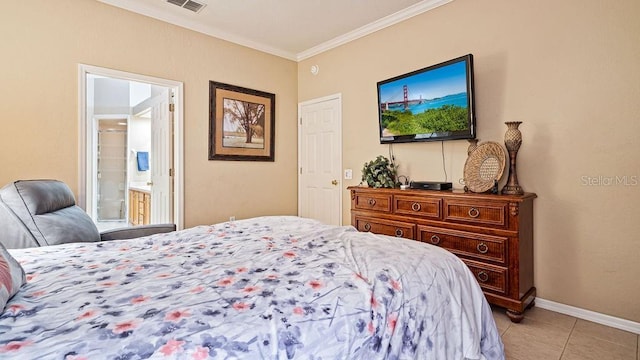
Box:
(535, 298, 640, 335)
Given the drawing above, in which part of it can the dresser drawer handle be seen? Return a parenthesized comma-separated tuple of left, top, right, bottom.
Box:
(395, 229, 404, 237)
(468, 207, 480, 218)
(477, 242, 489, 254)
(430, 235, 440, 245)
(477, 271, 489, 282)
(368, 198, 376, 206)
(411, 202, 421, 211)
(363, 223, 371, 231)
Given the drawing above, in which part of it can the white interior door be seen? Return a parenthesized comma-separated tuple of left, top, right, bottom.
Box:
(298, 94, 342, 226)
(150, 90, 172, 224)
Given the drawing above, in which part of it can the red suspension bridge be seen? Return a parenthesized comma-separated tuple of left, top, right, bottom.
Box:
(380, 85, 425, 111)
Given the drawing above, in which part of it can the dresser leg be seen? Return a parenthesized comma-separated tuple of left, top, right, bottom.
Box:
(526, 300, 535, 309)
(506, 310, 524, 323)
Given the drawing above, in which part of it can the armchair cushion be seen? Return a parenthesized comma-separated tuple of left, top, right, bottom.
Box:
(100, 223, 176, 241)
(0, 180, 100, 248)
(0, 200, 39, 249)
(0, 180, 177, 249)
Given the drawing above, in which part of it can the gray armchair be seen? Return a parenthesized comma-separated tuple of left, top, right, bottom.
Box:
(0, 179, 176, 249)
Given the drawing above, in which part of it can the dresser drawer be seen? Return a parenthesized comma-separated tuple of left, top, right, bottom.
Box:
(393, 195, 441, 220)
(444, 199, 508, 228)
(462, 259, 508, 295)
(353, 192, 392, 213)
(354, 215, 414, 240)
(418, 226, 508, 265)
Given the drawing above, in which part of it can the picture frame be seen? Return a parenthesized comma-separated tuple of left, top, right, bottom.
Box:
(209, 81, 275, 161)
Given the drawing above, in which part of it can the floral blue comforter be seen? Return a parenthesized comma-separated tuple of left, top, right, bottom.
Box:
(0, 216, 504, 359)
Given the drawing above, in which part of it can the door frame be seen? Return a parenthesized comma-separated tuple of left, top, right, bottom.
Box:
(297, 93, 343, 225)
(78, 64, 184, 230)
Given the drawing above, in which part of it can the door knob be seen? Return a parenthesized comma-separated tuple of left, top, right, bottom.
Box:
(331, 180, 338, 186)
(146, 181, 154, 186)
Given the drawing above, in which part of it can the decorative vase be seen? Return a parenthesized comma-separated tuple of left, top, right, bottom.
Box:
(501, 121, 524, 195)
(467, 138, 479, 155)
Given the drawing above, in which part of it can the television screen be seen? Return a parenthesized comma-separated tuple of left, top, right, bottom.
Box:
(377, 54, 475, 144)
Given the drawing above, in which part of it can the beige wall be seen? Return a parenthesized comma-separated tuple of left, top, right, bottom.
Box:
(0, 0, 299, 227)
(299, 0, 640, 322)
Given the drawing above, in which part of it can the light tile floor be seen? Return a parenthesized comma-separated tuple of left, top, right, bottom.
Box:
(492, 306, 639, 360)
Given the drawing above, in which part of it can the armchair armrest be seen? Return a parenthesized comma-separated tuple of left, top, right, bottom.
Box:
(100, 224, 176, 241)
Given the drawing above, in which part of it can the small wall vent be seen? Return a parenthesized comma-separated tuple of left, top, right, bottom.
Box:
(166, 0, 206, 13)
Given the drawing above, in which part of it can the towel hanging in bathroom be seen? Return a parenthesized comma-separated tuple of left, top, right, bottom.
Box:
(137, 152, 149, 171)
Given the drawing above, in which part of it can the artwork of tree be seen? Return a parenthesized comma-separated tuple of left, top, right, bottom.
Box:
(224, 99, 265, 144)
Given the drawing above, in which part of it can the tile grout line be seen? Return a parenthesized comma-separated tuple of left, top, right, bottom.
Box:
(503, 319, 512, 337)
(573, 321, 639, 350)
(558, 317, 578, 360)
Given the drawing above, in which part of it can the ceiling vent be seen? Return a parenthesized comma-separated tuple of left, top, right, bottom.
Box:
(166, 0, 206, 13)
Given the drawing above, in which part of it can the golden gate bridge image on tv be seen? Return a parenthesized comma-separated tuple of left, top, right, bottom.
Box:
(380, 85, 426, 111)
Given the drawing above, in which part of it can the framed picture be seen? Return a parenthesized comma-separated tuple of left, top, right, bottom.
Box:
(209, 81, 275, 161)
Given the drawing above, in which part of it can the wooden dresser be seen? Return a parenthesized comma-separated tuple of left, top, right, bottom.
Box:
(348, 186, 536, 322)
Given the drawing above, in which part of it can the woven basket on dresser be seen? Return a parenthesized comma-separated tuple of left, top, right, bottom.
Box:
(463, 141, 506, 193)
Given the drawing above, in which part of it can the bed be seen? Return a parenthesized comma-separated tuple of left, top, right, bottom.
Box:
(0, 216, 504, 359)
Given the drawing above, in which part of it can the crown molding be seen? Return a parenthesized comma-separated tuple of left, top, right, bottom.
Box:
(97, 0, 298, 60)
(98, 0, 453, 62)
(296, 0, 454, 61)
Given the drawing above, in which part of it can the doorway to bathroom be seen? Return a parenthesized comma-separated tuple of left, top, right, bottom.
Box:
(79, 65, 184, 230)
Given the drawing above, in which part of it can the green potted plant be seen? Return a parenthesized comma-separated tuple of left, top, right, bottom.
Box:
(361, 155, 398, 188)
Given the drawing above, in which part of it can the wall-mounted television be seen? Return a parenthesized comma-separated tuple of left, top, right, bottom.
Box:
(377, 54, 476, 144)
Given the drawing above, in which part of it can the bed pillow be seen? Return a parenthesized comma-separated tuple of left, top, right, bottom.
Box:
(0, 242, 26, 312)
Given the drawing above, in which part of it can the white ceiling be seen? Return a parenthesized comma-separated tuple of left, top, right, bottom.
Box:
(97, 0, 453, 61)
